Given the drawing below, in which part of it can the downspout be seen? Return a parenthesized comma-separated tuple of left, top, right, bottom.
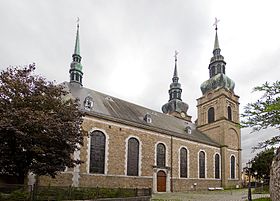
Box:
(171, 135, 173, 192)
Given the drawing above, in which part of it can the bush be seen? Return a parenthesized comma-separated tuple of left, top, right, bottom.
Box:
(0, 190, 30, 201)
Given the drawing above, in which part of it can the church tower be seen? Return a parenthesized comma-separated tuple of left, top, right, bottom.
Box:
(162, 51, 191, 122)
(196, 22, 241, 187)
(69, 21, 83, 86)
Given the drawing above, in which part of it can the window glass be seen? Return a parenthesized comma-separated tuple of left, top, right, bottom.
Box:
(90, 131, 105, 174)
(157, 143, 166, 167)
(180, 148, 188, 178)
(127, 138, 139, 176)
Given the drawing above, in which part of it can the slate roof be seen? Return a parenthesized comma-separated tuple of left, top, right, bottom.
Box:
(62, 82, 220, 147)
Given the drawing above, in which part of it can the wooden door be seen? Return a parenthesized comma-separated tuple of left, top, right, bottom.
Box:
(157, 170, 166, 192)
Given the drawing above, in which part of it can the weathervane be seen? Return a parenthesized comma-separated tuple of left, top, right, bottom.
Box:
(213, 17, 220, 30)
(174, 50, 179, 61)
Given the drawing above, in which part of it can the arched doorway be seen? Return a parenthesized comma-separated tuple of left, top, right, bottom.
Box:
(157, 170, 166, 192)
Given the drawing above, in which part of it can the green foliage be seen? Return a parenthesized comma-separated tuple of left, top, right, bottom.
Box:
(0, 64, 84, 182)
(35, 186, 136, 200)
(251, 148, 275, 180)
(253, 185, 270, 194)
(0, 190, 30, 201)
(252, 198, 271, 201)
(241, 81, 280, 149)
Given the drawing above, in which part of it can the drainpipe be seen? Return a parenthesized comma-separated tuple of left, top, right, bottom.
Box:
(171, 135, 173, 192)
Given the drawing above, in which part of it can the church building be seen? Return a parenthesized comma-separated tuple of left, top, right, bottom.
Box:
(39, 22, 241, 192)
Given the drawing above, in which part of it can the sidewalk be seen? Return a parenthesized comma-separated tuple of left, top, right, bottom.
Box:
(151, 189, 270, 201)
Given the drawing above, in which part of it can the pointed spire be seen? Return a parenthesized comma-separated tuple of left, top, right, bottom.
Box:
(214, 29, 220, 50)
(213, 18, 221, 54)
(168, 51, 182, 101)
(69, 18, 83, 86)
(74, 18, 80, 55)
(162, 51, 191, 121)
(173, 50, 179, 83)
(200, 18, 235, 95)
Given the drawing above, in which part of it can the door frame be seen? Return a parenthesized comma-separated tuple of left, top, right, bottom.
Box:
(153, 168, 170, 193)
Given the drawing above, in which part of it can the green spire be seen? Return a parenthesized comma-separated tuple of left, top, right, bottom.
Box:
(69, 18, 83, 86)
(74, 21, 80, 55)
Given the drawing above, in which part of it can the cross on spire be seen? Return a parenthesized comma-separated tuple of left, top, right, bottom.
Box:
(77, 17, 80, 28)
(213, 17, 220, 30)
(174, 50, 179, 61)
(173, 50, 179, 79)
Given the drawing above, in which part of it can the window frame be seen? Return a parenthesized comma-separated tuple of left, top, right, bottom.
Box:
(208, 107, 215, 123)
(230, 155, 236, 179)
(180, 147, 188, 178)
(126, 137, 140, 176)
(89, 130, 106, 174)
(214, 153, 220, 179)
(198, 150, 206, 178)
(156, 143, 166, 168)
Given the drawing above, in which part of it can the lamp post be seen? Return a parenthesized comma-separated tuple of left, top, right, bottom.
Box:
(247, 162, 252, 201)
(254, 171, 258, 189)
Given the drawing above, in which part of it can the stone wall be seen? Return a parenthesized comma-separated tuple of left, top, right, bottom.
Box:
(38, 116, 241, 191)
(270, 147, 280, 201)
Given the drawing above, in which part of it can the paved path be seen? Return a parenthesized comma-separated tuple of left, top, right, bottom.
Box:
(151, 189, 270, 201)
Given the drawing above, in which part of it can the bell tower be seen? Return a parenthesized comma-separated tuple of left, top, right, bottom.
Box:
(196, 20, 241, 187)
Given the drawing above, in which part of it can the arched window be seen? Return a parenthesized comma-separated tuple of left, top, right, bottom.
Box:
(214, 154, 220, 179)
(180, 148, 188, 178)
(230, 155, 235, 179)
(127, 138, 139, 176)
(228, 106, 232, 121)
(90, 131, 106, 174)
(199, 151, 206, 178)
(208, 107, 215, 123)
(157, 143, 166, 167)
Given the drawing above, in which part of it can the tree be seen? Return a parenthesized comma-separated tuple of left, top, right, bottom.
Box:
(241, 81, 280, 149)
(251, 148, 275, 180)
(0, 64, 84, 183)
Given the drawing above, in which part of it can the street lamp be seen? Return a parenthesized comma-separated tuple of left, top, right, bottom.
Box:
(254, 171, 258, 189)
(247, 161, 252, 201)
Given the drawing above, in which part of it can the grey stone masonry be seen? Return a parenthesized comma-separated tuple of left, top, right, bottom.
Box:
(270, 147, 280, 201)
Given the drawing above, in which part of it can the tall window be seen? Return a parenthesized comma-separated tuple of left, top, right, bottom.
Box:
(127, 138, 139, 176)
(208, 107, 215, 123)
(180, 148, 188, 178)
(90, 131, 106, 174)
(230, 155, 235, 179)
(214, 154, 220, 179)
(227, 106, 232, 121)
(157, 143, 166, 167)
(199, 151, 206, 178)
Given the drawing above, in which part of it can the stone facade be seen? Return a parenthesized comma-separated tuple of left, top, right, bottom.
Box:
(270, 147, 280, 201)
(39, 114, 241, 192)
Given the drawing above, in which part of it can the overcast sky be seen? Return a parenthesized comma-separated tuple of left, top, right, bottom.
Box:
(1, 0, 279, 167)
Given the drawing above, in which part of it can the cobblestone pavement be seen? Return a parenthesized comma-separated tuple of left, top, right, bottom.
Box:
(151, 189, 270, 201)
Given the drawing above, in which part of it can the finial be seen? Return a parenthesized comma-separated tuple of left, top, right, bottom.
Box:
(213, 17, 220, 31)
(174, 50, 179, 62)
(77, 17, 80, 28)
